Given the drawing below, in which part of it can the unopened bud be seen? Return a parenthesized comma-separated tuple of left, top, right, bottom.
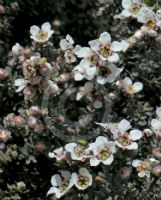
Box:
(118, 167, 131, 180)
(27, 116, 37, 128)
(143, 128, 153, 137)
(0, 68, 8, 80)
(0, 129, 11, 142)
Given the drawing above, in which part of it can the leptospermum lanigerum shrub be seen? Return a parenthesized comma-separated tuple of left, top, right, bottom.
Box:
(1, 0, 161, 199)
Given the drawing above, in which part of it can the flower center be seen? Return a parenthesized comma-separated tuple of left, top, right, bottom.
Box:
(77, 176, 89, 188)
(127, 85, 134, 93)
(146, 20, 156, 30)
(89, 54, 98, 65)
(74, 146, 86, 157)
(99, 149, 111, 160)
(99, 67, 112, 77)
(36, 30, 48, 41)
(100, 46, 111, 58)
(131, 5, 140, 14)
(118, 135, 129, 146)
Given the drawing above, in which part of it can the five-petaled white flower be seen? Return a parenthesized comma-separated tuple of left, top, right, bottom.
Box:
(87, 136, 116, 166)
(115, 0, 143, 19)
(96, 63, 123, 84)
(65, 143, 90, 161)
(30, 22, 54, 43)
(122, 77, 143, 94)
(74, 46, 99, 79)
(47, 171, 74, 199)
(71, 168, 92, 190)
(96, 119, 142, 150)
(137, 7, 161, 37)
(151, 107, 161, 137)
(49, 147, 67, 162)
(88, 32, 123, 63)
(132, 159, 151, 178)
(60, 34, 81, 63)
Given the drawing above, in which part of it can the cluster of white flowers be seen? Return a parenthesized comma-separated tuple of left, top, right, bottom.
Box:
(49, 120, 143, 170)
(73, 32, 126, 83)
(96, 119, 143, 150)
(132, 158, 160, 178)
(47, 168, 92, 199)
(151, 107, 161, 137)
(116, 0, 161, 37)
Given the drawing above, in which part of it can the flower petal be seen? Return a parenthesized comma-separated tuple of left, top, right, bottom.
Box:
(129, 130, 143, 141)
(99, 32, 111, 45)
(118, 119, 131, 134)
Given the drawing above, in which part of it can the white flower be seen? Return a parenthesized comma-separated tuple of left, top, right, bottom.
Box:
(88, 32, 124, 62)
(71, 168, 92, 190)
(49, 147, 66, 162)
(123, 77, 143, 94)
(150, 107, 161, 137)
(156, 107, 161, 119)
(47, 171, 74, 199)
(14, 78, 28, 92)
(73, 62, 97, 81)
(137, 7, 161, 37)
(115, 0, 143, 19)
(132, 159, 151, 178)
(60, 34, 80, 63)
(88, 136, 116, 166)
(96, 63, 123, 84)
(96, 119, 142, 150)
(12, 43, 23, 55)
(30, 22, 54, 43)
(151, 119, 161, 137)
(65, 143, 90, 161)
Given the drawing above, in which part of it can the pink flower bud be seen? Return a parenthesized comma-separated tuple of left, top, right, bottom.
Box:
(14, 116, 25, 126)
(27, 116, 37, 128)
(23, 87, 35, 100)
(34, 123, 44, 133)
(143, 129, 153, 137)
(118, 167, 131, 180)
(0, 5, 5, 14)
(153, 165, 161, 176)
(0, 129, 11, 142)
(6, 113, 15, 126)
(0, 68, 8, 80)
(29, 106, 41, 116)
(59, 73, 70, 83)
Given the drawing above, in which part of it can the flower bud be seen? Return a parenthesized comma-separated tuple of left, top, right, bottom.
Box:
(16, 181, 26, 191)
(34, 123, 44, 133)
(0, 5, 5, 14)
(59, 73, 70, 83)
(23, 87, 35, 100)
(118, 167, 131, 180)
(6, 113, 15, 126)
(14, 116, 25, 127)
(27, 116, 37, 128)
(29, 106, 41, 116)
(143, 128, 153, 137)
(153, 165, 161, 176)
(0, 68, 8, 80)
(0, 129, 11, 142)
(153, 148, 161, 160)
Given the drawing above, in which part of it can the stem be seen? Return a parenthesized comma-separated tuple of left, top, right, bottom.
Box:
(138, 176, 159, 200)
